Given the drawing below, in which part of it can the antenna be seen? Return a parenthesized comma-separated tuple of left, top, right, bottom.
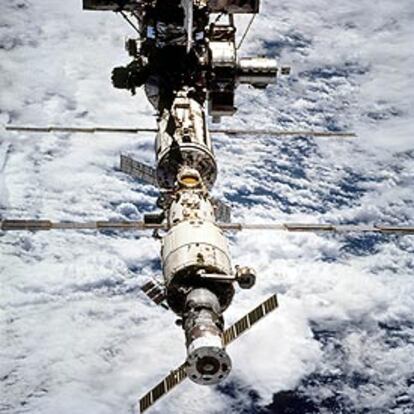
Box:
(4, 124, 357, 138)
(2, 220, 413, 235)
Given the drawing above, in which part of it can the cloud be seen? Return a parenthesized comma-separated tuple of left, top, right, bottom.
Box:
(1, 0, 414, 413)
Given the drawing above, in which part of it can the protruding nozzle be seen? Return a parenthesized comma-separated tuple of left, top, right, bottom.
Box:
(184, 288, 232, 385)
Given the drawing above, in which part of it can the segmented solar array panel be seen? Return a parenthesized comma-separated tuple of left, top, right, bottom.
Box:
(223, 294, 278, 346)
(212, 197, 232, 223)
(120, 155, 158, 186)
(139, 363, 187, 413)
(141, 280, 167, 305)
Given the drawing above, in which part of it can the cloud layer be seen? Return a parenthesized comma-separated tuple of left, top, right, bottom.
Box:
(1, 1, 414, 413)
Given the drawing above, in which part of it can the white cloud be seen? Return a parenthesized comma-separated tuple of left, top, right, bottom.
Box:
(1, 0, 414, 413)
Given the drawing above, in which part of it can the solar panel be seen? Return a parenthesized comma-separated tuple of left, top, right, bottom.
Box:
(83, 0, 141, 11)
(139, 363, 187, 413)
(120, 155, 158, 187)
(223, 294, 278, 346)
(212, 198, 232, 223)
(141, 280, 168, 306)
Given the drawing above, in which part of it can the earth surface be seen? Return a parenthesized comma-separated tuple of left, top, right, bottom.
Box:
(1, 1, 414, 413)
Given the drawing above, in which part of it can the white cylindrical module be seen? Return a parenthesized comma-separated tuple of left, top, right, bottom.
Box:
(184, 288, 232, 385)
(162, 220, 232, 285)
(155, 91, 217, 189)
(237, 57, 278, 86)
(163, 175, 231, 283)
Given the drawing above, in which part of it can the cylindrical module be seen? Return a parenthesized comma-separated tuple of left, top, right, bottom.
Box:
(162, 220, 233, 283)
(183, 288, 232, 385)
(161, 217, 235, 313)
(238, 57, 278, 86)
(162, 178, 231, 278)
(154, 91, 217, 189)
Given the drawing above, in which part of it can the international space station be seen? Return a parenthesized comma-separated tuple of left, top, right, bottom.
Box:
(2, 0, 414, 412)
